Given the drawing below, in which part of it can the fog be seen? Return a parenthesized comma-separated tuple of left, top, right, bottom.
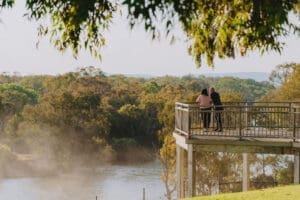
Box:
(0, 158, 165, 200)
(0, 124, 165, 200)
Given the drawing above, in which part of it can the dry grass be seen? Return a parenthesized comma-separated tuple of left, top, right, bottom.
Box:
(185, 185, 300, 200)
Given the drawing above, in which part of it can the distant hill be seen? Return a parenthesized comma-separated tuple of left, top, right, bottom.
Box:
(105, 73, 154, 79)
(114, 72, 270, 82)
(203, 72, 270, 82)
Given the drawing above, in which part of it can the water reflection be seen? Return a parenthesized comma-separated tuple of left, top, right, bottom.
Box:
(0, 160, 165, 200)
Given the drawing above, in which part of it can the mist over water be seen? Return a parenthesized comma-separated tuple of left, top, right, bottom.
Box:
(0, 160, 165, 200)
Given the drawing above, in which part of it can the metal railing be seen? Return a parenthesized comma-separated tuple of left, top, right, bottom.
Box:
(175, 102, 300, 140)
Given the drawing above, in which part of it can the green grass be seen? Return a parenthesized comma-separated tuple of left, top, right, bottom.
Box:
(185, 185, 300, 200)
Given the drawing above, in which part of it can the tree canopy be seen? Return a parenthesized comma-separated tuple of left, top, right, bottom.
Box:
(262, 63, 300, 101)
(0, 0, 299, 66)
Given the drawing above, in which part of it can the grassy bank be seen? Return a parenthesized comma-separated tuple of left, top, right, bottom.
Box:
(185, 185, 300, 200)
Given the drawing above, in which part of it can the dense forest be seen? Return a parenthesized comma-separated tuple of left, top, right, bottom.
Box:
(0, 66, 271, 169)
(0, 64, 299, 198)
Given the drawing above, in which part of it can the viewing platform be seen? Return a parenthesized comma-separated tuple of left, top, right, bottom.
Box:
(173, 102, 300, 198)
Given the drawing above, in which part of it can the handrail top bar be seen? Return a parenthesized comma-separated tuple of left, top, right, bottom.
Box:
(176, 101, 300, 104)
(175, 102, 300, 108)
(175, 104, 298, 110)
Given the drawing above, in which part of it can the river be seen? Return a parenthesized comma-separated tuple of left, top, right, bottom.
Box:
(0, 160, 168, 200)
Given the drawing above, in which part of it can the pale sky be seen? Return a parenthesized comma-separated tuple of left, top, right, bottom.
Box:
(0, 1, 299, 76)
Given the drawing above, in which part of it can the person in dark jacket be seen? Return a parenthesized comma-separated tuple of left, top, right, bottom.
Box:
(209, 86, 223, 132)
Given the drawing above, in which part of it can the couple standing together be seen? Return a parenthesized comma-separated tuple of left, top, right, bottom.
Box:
(196, 87, 223, 132)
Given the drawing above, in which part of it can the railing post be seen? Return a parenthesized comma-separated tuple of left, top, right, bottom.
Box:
(239, 106, 242, 139)
(212, 107, 216, 131)
(245, 102, 249, 130)
(175, 104, 178, 131)
(290, 103, 293, 137)
(180, 105, 183, 133)
(187, 106, 191, 139)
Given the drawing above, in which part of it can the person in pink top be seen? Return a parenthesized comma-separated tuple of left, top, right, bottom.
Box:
(196, 89, 212, 131)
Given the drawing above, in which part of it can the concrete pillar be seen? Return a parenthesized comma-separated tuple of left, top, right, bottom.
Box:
(242, 153, 248, 191)
(187, 144, 194, 197)
(176, 145, 182, 199)
(294, 151, 300, 184)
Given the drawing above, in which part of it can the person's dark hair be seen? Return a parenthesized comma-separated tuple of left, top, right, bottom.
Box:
(201, 88, 208, 96)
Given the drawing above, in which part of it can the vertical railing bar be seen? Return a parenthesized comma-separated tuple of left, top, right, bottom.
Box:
(266, 106, 268, 137)
(293, 106, 296, 142)
(181, 106, 183, 134)
(239, 106, 242, 139)
(271, 106, 273, 138)
(295, 106, 300, 140)
(178, 105, 182, 134)
(269, 106, 280, 137)
(233, 107, 235, 137)
(276, 107, 278, 137)
(284, 106, 287, 138)
(187, 106, 189, 137)
(284, 106, 286, 138)
(282, 107, 284, 137)
(278, 107, 280, 138)
(236, 107, 238, 137)
(277, 107, 279, 138)
(195, 109, 197, 134)
(290, 103, 293, 140)
(245, 102, 248, 131)
(269, 106, 271, 137)
(266, 106, 268, 138)
(175, 105, 178, 131)
(253, 109, 258, 136)
(254, 107, 256, 137)
(264, 106, 266, 137)
(269, 109, 280, 137)
(268, 106, 270, 137)
(270, 106, 272, 137)
(282, 107, 284, 138)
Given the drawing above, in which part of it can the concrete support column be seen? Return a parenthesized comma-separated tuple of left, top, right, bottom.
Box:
(176, 145, 182, 199)
(294, 151, 300, 184)
(242, 153, 248, 191)
(187, 144, 194, 197)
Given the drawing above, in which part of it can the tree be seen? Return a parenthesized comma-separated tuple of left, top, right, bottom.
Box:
(269, 63, 297, 86)
(0, 0, 299, 66)
(0, 84, 38, 133)
(185, 1, 299, 66)
(160, 134, 176, 200)
(263, 63, 300, 101)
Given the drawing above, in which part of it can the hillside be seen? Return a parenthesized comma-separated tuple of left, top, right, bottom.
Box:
(185, 185, 300, 200)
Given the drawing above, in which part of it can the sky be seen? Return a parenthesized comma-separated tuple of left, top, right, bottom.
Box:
(0, 1, 299, 77)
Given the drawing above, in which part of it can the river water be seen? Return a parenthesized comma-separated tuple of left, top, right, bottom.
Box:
(0, 160, 167, 200)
